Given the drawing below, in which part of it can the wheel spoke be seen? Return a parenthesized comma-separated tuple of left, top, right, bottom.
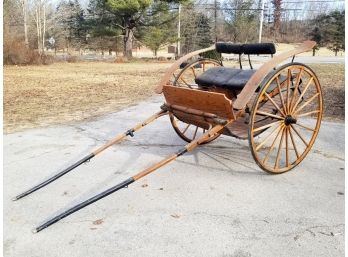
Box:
(295, 110, 321, 118)
(253, 120, 281, 133)
(288, 126, 300, 158)
(256, 110, 284, 120)
(285, 127, 289, 167)
(289, 68, 303, 111)
(262, 125, 284, 164)
(291, 77, 314, 113)
(286, 68, 291, 113)
(290, 124, 308, 147)
(295, 122, 316, 132)
(180, 76, 190, 87)
(193, 126, 198, 139)
(182, 124, 190, 134)
(274, 127, 286, 169)
(264, 92, 286, 117)
(276, 76, 287, 115)
(293, 93, 320, 115)
(190, 67, 197, 78)
(256, 123, 283, 151)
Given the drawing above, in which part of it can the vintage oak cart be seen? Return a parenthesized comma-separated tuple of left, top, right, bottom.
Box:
(14, 41, 323, 233)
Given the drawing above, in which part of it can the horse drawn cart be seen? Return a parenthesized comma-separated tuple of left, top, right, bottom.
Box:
(14, 41, 323, 233)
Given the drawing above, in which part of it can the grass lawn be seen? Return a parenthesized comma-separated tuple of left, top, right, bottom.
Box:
(4, 62, 344, 133)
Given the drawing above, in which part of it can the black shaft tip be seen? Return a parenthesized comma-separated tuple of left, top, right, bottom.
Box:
(33, 177, 134, 233)
(12, 153, 95, 201)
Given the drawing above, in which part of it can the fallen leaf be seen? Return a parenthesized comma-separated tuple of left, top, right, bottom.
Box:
(93, 219, 104, 225)
(171, 214, 180, 219)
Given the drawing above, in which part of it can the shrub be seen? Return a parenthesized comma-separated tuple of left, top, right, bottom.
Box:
(66, 55, 78, 63)
(114, 56, 128, 63)
(4, 37, 54, 65)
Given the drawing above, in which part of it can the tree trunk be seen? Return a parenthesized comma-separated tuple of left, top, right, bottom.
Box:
(335, 50, 338, 56)
(42, 3, 46, 54)
(35, 6, 40, 53)
(123, 28, 133, 57)
(312, 48, 315, 56)
(22, 0, 29, 48)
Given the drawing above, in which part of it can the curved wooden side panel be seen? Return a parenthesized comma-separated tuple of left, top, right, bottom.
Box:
(154, 45, 215, 94)
(233, 41, 316, 110)
(163, 85, 235, 120)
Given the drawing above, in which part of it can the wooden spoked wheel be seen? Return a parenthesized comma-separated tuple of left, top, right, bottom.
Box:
(173, 58, 222, 89)
(169, 59, 222, 143)
(248, 63, 323, 174)
(169, 114, 221, 144)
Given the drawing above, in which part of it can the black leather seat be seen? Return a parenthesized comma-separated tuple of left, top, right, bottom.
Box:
(195, 67, 256, 90)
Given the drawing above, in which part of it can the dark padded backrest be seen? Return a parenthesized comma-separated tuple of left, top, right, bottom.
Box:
(215, 42, 276, 55)
(216, 42, 243, 54)
(243, 43, 276, 55)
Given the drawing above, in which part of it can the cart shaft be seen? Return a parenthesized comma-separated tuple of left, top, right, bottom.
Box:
(13, 110, 168, 201)
(33, 124, 225, 233)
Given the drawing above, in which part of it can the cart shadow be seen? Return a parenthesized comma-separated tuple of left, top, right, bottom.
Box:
(179, 145, 262, 176)
(35, 133, 265, 224)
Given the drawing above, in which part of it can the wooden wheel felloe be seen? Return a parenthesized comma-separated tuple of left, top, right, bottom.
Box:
(169, 113, 220, 144)
(170, 58, 222, 143)
(248, 63, 323, 174)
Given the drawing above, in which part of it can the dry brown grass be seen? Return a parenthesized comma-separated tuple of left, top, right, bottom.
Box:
(4, 62, 171, 133)
(4, 62, 344, 134)
(310, 64, 345, 120)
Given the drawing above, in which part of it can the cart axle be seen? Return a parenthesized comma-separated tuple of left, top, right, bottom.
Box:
(284, 115, 297, 125)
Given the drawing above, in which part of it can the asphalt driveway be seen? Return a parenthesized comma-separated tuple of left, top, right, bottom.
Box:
(4, 96, 344, 257)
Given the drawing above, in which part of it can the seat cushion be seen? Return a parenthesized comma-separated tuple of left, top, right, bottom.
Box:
(195, 67, 256, 90)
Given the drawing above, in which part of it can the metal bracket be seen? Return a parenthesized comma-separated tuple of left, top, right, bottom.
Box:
(126, 129, 135, 137)
(291, 55, 295, 63)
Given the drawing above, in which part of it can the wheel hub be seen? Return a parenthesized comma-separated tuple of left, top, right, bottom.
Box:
(284, 115, 297, 125)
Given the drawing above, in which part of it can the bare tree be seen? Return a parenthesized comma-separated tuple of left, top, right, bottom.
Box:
(33, 0, 48, 54)
(20, 0, 30, 48)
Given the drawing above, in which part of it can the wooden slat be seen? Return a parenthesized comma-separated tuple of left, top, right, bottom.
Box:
(163, 85, 235, 120)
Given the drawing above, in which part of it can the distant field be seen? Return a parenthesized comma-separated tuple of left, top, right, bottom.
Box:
(275, 43, 345, 57)
(4, 61, 344, 133)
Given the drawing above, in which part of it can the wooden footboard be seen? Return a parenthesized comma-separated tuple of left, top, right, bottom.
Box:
(163, 85, 235, 119)
(163, 85, 235, 129)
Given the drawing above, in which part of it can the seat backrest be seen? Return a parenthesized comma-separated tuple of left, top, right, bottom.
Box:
(215, 42, 244, 54)
(243, 43, 276, 55)
(215, 42, 276, 55)
(215, 42, 276, 69)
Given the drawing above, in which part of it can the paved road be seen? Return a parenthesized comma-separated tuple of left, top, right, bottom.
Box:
(251, 55, 345, 64)
(4, 96, 344, 257)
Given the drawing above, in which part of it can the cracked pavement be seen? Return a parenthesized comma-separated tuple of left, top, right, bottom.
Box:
(4, 96, 344, 257)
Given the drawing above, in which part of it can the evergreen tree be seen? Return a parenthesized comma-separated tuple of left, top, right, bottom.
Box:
(55, 0, 86, 51)
(313, 10, 345, 56)
(88, 0, 186, 57)
(308, 27, 322, 56)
